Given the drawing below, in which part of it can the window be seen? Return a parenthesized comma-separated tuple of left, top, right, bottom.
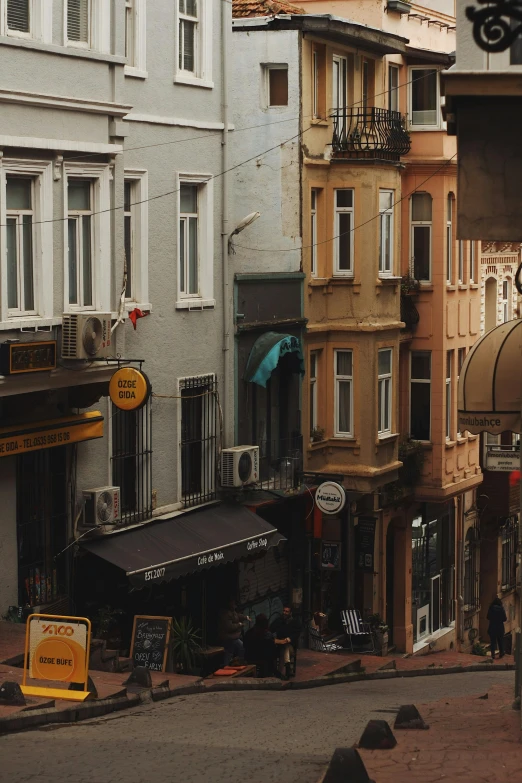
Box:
(378, 348, 392, 436)
(175, 0, 211, 84)
(124, 170, 148, 307)
(311, 189, 318, 277)
(334, 350, 353, 437)
(334, 189, 354, 276)
(178, 0, 197, 72)
(112, 400, 152, 524)
(0, 0, 49, 41)
(312, 50, 319, 118)
(67, 179, 93, 308)
(180, 374, 217, 507)
(124, 181, 133, 299)
(362, 60, 369, 112)
(67, 0, 90, 45)
(446, 194, 453, 283)
(410, 351, 431, 441)
(267, 67, 288, 106)
(503, 279, 512, 322)
(309, 351, 318, 438)
(332, 55, 348, 139)
(470, 241, 476, 283)
(176, 174, 213, 308)
(6, 177, 35, 314)
(446, 351, 453, 440)
(411, 192, 432, 282)
(501, 517, 517, 591)
(457, 348, 466, 436)
(410, 67, 439, 127)
(388, 64, 399, 112)
(379, 190, 394, 276)
(6, 0, 30, 35)
(125, 0, 134, 63)
(125, 0, 146, 74)
(311, 44, 326, 119)
(458, 241, 464, 284)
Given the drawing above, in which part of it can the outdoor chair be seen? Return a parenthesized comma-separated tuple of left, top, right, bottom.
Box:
(340, 609, 375, 653)
(308, 625, 344, 653)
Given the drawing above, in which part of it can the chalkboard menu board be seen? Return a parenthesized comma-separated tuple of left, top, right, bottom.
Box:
(130, 615, 171, 672)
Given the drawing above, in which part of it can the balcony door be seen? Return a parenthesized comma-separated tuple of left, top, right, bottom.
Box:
(332, 56, 348, 142)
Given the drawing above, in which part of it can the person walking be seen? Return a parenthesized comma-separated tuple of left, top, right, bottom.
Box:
(270, 606, 301, 679)
(487, 597, 507, 659)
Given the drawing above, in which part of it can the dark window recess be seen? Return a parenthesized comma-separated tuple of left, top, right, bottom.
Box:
(181, 375, 217, 507)
(17, 447, 68, 606)
(501, 516, 517, 591)
(268, 68, 288, 106)
(112, 400, 153, 524)
(463, 525, 480, 612)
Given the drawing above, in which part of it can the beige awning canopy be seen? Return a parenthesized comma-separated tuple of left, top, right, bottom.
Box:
(458, 320, 522, 435)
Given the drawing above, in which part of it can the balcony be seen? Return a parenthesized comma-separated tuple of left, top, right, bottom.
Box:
(332, 108, 411, 162)
(258, 435, 303, 492)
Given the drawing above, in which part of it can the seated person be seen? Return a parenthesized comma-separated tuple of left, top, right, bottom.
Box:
(270, 606, 301, 679)
(244, 614, 276, 676)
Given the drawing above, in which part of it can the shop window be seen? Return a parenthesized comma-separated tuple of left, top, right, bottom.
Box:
(463, 526, 480, 612)
(501, 517, 517, 591)
(411, 192, 432, 282)
(16, 448, 67, 607)
(112, 399, 153, 524)
(180, 374, 217, 507)
(410, 351, 431, 441)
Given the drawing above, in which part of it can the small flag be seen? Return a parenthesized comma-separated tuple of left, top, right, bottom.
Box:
(128, 308, 150, 330)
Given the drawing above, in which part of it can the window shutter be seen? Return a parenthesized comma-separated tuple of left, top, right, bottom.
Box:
(67, 0, 89, 43)
(7, 0, 30, 32)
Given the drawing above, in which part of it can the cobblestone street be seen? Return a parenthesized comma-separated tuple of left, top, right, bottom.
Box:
(1, 671, 515, 783)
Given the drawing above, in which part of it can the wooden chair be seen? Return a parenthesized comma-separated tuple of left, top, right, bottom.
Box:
(340, 610, 375, 653)
(308, 625, 344, 653)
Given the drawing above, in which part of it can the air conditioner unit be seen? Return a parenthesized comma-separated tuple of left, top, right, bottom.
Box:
(83, 486, 121, 527)
(221, 446, 259, 488)
(62, 313, 112, 360)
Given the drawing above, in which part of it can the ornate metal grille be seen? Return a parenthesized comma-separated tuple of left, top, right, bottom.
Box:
(111, 399, 153, 524)
(180, 374, 217, 508)
(332, 107, 411, 161)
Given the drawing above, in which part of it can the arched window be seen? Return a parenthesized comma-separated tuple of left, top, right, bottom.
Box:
(485, 277, 497, 332)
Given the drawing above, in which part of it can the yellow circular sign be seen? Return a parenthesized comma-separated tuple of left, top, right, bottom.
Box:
(109, 368, 151, 411)
(33, 639, 76, 681)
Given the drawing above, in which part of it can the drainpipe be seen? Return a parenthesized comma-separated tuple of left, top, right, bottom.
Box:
(221, 0, 231, 448)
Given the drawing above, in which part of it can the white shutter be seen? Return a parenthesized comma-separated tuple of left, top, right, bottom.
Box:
(7, 0, 30, 32)
(67, 0, 89, 43)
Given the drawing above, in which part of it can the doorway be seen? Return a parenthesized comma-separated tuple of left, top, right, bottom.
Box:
(386, 522, 395, 646)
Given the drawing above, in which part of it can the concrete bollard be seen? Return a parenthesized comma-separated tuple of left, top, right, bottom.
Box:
(358, 719, 397, 749)
(394, 704, 429, 730)
(322, 747, 376, 783)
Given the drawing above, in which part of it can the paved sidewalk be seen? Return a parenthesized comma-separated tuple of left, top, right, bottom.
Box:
(357, 682, 520, 783)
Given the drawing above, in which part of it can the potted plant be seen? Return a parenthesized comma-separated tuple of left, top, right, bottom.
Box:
(401, 273, 420, 296)
(310, 426, 326, 444)
(93, 605, 124, 648)
(366, 613, 389, 656)
(170, 617, 202, 674)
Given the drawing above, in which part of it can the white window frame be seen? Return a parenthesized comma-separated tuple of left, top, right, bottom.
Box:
(309, 350, 318, 439)
(124, 0, 147, 78)
(446, 195, 453, 284)
(312, 49, 319, 118)
(311, 188, 318, 277)
(457, 347, 466, 437)
(458, 241, 465, 284)
(379, 189, 394, 277)
(63, 163, 111, 313)
(176, 173, 214, 309)
(378, 348, 392, 437)
(264, 64, 289, 108)
(446, 351, 453, 441)
(334, 188, 354, 277)
(0, 159, 53, 322)
(5, 176, 36, 316)
(411, 193, 432, 283)
(175, 0, 213, 89)
(124, 169, 149, 310)
(334, 349, 353, 438)
(470, 241, 476, 283)
(388, 64, 399, 112)
(408, 66, 441, 130)
(64, 0, 110, 53)
(483, 431, 501, 464)
(503, 278, 512, 322)
(0, 0, 51, 42)
(410, 351, 431, 442)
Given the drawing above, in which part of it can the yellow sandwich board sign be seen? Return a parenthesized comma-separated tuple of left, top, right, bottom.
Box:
(21, 614, 93, 702)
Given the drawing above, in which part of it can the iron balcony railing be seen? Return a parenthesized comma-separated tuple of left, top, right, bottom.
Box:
(332, 107, 411, 161)
(258, 435, 303, 492)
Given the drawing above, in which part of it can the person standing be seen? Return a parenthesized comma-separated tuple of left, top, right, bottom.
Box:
(218, 598, 250, 665)
(270, 606, 301, 679)
(487, 597, 507, 659)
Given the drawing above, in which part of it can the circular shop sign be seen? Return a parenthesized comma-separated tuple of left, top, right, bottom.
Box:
(315, 481, 346, 515)
(109, 367, 151, 411)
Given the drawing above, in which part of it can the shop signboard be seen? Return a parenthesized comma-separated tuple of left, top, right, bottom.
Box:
(0, 341, 56, 375)
(109, 367, 151, 411)
(21, 613, 92, 701)
(321, 541, 341, 570)
(315, 481, 346, 515)
(355, 516, 376, 573)
(130, 615, 171, 672)
(485, 446, 520, 472)
(0, 411, 103, 457)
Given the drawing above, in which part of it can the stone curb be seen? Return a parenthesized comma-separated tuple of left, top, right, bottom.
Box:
(0, 662, 514, 733)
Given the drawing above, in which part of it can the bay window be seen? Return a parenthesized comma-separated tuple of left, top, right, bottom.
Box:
(334, 189, 354, 276)
(410, 351, 431, 441)
(378, 348, 392, 436)
(411, 192, 432, 282)
(379, 190, 393, 276)
(410, 67, 439, 127)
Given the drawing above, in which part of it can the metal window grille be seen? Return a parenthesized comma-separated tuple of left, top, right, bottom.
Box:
(180, 374, 217, 507)
(501, 516, 518, 591)
(111, 399, 152, 524)
(464, 526, 480, 612)
(16, 448, 68, 606)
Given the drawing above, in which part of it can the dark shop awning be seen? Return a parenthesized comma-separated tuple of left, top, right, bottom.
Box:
(82, 504, 285, 588)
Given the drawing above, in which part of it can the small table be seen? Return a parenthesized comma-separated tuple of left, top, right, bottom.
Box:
(205, 664, 257, 680)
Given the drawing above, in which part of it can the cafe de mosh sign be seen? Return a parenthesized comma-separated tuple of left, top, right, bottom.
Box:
(458, 320, 522, 435)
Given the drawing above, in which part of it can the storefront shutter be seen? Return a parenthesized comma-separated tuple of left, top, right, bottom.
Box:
(238, 546, 289, 625)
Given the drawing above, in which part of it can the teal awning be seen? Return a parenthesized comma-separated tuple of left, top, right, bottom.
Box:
(244, 332, 304, 388)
